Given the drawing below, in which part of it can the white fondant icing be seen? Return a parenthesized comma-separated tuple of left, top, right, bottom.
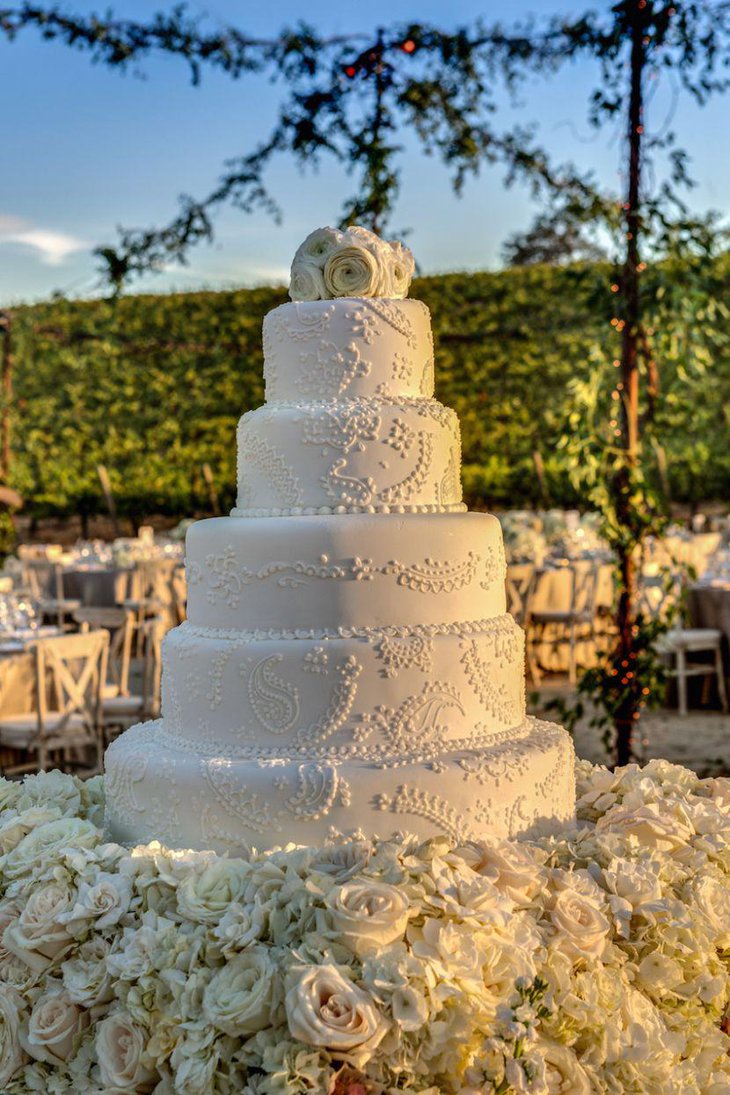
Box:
(184, 512, 506, 630)
(236, 398, 462, 514)
(159, 616, 525, 754)
(105, 717, 575, 852)
(105, 268, 576, 851)
(264, 299, 434, 403)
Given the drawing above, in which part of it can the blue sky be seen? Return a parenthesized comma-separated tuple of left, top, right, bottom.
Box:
(0, 0, 727, 305)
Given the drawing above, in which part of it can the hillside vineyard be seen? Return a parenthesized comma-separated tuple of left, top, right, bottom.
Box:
(105, 228, 575, 851)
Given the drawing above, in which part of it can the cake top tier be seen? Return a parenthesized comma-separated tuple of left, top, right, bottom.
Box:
(288, 225, 414, 302)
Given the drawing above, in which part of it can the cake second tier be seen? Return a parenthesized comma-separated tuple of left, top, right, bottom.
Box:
(233, 397, 464, 515)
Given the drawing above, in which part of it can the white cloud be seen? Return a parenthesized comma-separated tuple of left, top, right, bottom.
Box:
(0, 216, 87, 266)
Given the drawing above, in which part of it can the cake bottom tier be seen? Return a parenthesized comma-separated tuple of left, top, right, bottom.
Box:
(105, 718, 575, 852)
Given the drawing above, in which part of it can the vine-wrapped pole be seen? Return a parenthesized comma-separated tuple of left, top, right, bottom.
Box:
(614, 0, 646, 766)
(0, 310, 12, 483)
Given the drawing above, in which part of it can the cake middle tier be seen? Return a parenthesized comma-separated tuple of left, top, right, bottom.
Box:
(161, 615, 526, 755)
(233, 397, 464, 515)
(185, 512, 506, 630)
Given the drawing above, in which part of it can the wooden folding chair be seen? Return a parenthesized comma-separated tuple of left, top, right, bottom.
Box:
(102, 615, 164, 739)
(23, 559, 81, 630)
(528, 562, 600, 685)
(638, 572, 728, 716)
(0, 630, 108, 775)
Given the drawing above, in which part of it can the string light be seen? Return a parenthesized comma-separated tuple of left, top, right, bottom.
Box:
(401, 38, 417, 53)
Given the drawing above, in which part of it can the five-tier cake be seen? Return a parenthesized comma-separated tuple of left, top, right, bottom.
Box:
(105, 226, 575, 851)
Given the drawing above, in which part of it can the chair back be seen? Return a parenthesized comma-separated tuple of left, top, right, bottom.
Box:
(139, 616, 164, 718)
(637, 571, 682, 625)
(34, 630, 109, 740)
(570, 561, 599, 617)
(73, 606, 134, 694)
(170, 563, 187, 625)
(505, 564, 535, 626)
(24, 560, 64, 602)
(18, 544, 62, 562)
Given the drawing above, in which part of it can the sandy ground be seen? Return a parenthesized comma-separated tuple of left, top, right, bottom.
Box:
(530, 680, 730, 775)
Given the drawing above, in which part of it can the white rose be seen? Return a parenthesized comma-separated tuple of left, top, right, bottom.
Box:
(289, 260, 327, 302)
(539, 1040, 591, 1094)
(62, 935, 114, 1006)
(388, 239, 415, 298)
(3, 881, 76, 972)
(686, 873, 730, 947)
(549, 888, 610, 963)
(459, 839, 545, 906)
(700, 776, 730, 812)
(327, 880, 410, 956)
(176, 860, 247, 924)
(597, 802, 692, 852)
(203, 947, 280, 1036)
(0, 777, 22, 812)
(20, 989, 90, 1065)
(294, 226, 343, 265)
(212, 900, 266, 955)
(285, 964, 388, 1067)
(2, 817, 98, 880)
(16, 769, 83, 816)
(96, 1010, 157, 1091)
(0, 806, 63, 855)
(0, 984, 27, 1086)
(311, 839, 373, 882)
(63, 872, 133, 933)
(324, 245, 380, 298)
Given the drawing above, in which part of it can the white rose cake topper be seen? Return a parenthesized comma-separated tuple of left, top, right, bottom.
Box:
(289, 224, 415, 301)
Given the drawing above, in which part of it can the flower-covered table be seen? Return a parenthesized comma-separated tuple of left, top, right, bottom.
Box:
(0, 760, 728, 1094)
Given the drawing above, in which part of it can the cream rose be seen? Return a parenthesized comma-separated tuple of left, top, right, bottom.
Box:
(0, 985, 27, 1086)
(3, 881, 75, 972)
(540, 1040, 592, 1095)
(20, 989, 90, 1066)
(327, 880, 410, 955)
(96, 1010, 157, 1091)
(549, 888, 610, 963)
(285, 964, 388, 1067)
(202, 947, 280, 1036)
(323, 246, 380, 298)
(176, 860, 247, 924)
(289, 261, 327, 302)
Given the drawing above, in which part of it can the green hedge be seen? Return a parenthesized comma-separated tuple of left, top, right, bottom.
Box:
(8, 261, 729, 519)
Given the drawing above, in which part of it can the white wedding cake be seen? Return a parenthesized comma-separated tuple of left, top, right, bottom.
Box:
(105, 226, 575, 852)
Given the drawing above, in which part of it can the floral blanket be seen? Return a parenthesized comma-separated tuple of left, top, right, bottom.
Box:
(0, 759, 728, 1094)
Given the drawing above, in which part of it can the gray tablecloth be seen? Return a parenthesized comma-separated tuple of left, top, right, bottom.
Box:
(62, 567, 136, 607)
